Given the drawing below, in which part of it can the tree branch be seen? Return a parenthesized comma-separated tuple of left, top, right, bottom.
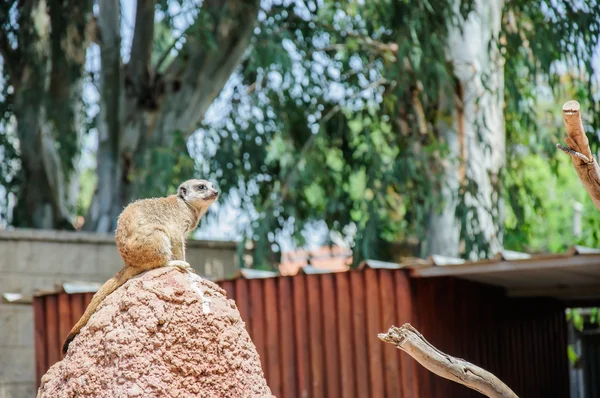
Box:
(379, 324, 518, 398)
(82, 0, 125, 232)
(97, 0, 123, 155)
(86, 0, 261, 232)
(127, 0, 156, 90)
(557, 100, 600, 210)
(153, 25, 190, 73)
(153, 0, 261, 141)
(294, 15, 398, 59)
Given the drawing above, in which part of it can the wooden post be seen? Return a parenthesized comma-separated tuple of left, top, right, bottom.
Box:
(557, 100, 600, 210)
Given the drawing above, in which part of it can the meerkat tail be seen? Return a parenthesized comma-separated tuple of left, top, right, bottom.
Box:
(62, 266, 141, 354)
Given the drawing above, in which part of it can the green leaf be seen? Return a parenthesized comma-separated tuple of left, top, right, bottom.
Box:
(304, 183, 326, 208)
(348, 168, 367, 201)
(573, 310, 584, 332)
(348, 119, 363, 135)
(326, 149, 345, 172)
(567, 345, 579, 367)
(265, 135, 287, 165)
(350, 208, 363, 222)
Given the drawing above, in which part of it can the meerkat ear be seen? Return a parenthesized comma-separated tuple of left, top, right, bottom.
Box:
(178, 185, 187, 198)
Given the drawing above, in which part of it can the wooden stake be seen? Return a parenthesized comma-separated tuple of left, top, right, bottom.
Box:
(558, 100, 600, 210)
(378, 324, 518, 398)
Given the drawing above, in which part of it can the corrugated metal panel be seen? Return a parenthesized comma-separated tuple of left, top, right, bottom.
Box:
(582, 332, 600, 398)
(33, 297, 46, 388)
(264, 277, 280, 396)
(248, 278, 266, 378)
(365, 268, 385, 397)
(278, 277, 296, 398)
(379, 270, 401, 397)
(33, 269, 570, 397)
(292, 274, 310, 398)
(395, 269, 418, 397)
(306, 274, 324, 398)
(334, 272, 354, 398)
(349, 270, 369, 397)
(321, 273, 339, 397)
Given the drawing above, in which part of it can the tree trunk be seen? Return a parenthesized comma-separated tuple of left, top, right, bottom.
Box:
(8, 0, 92, 230)
(0, 0, 258, 232)
(83, 0, 260, 233)
(83, 0, 124, 233)
(426, 0, 505, 259)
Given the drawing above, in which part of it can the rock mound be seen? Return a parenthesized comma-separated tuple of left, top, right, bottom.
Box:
(37, 267, 273, 397)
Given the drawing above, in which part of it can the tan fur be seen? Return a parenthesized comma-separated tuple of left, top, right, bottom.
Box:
(62, 179, 219, 354)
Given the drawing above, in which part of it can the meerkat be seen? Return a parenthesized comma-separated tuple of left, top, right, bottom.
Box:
(62, 179, 219, 354)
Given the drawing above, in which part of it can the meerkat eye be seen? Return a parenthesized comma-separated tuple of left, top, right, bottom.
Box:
(197, 184, 206, 191)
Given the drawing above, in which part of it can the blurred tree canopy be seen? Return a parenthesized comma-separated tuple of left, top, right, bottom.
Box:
(1, 0, 600, 268)
(0, 0, 260, 232)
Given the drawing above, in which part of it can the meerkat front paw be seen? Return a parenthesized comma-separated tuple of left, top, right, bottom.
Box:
(167, 260, 195, 273)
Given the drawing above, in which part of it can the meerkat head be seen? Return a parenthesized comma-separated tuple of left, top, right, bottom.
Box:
(177, 179, 219, 211)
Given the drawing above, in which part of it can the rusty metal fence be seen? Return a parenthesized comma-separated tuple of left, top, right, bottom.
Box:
(33, 268, 569, 398)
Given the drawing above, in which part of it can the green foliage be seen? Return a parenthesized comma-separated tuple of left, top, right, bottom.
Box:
(134, 131, 196, 200)
(504, 154, 591, 253)
(566, 307, 600, 367)
(2, 0, 600, 267)
(501, 1, 600, 252)
(0, 3, 19, 217)
(567, 344, 579, 367)
(196, 0, 600, 267)
(591, 308, 600, 325)
(0, 64, 20, 224)
(567, 308, 586, 332)
(567, 307, 600, 333)
(199, 0, 473, 266)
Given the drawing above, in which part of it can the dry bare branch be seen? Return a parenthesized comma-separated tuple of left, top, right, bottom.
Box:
(379, 324, 518, 398)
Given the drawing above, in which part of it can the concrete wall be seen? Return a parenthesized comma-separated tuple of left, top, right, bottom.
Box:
(0, 228, 238, 397)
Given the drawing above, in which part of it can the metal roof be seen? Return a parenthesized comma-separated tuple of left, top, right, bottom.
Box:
(226, 246, 600, 303)
(409, 246, 600, 302)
